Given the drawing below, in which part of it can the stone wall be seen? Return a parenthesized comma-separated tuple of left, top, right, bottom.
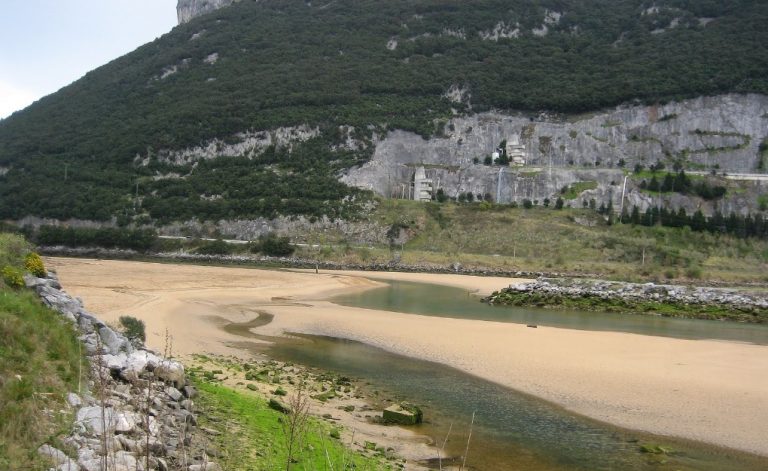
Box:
(27, 273, 219, 471)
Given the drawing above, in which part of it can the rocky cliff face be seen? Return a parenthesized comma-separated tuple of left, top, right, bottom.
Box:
(177, 0, 240, 24)
(342, 94, 768, 215)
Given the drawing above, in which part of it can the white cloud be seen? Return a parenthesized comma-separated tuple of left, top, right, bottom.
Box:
(0, 80, 39, 120)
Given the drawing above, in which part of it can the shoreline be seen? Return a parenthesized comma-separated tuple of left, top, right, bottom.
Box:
(47, 257, 768, 459)
(39, 245, 768, 290)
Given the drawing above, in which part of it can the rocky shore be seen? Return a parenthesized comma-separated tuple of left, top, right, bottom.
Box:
(26, 272, 219, 471)
(484, 278, 768, 322)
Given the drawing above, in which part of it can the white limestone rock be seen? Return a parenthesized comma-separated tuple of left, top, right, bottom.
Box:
(38, 445, 80, 471)
(67, 392, 83, 408)
(76, 407, 138, 434)
(155, 360, 186, 388)
(177, 0, 240, 24)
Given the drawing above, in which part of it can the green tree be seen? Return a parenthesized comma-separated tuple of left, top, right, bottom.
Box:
(195, 239, 233, 255)
(258, 234, 295, 257)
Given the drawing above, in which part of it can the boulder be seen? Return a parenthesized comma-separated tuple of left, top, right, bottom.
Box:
(38, 444, 80, 471)
(166, 386, 183, 402)
(78, 458, 102, 471)
(268, 398, 290, 414)
(182, 385, 198, 399)
(112, 450, 139, 471)
(102, 353, 129, 371)
(189, 463, 222, 471)
(117, 435, 141, 453)
(76, 407, 138, 434)
(46, 273, 63, 289)
(383, 403, 423, 425)
(155, 360, 185, 388)
(120, 350, 162, 383)
(24, 274, 45, 289)
(68, 392, 83, 408)
(99, 326, 132, 355)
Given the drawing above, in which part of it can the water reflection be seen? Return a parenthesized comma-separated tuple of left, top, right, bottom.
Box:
(332, 280, 768, 345)
(268, 335, 767, 470)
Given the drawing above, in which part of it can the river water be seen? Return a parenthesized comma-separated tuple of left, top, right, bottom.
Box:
(265, 279, 768, 470)
(332, 279, 768, 345)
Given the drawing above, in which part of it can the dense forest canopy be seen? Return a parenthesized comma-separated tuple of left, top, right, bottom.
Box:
(0, 0, 766, 222)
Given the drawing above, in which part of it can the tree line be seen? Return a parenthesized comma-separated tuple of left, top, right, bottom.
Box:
(637, 171, 727, 200)
(620, 206, 768, 240)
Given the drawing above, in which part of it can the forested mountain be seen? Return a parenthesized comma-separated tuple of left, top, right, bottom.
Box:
(1, 0, 766, 223)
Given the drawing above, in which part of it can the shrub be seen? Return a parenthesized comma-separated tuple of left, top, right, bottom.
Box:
(23, 252, 46, 278)
(35, 226, 157, 251)
(195, 239, 233, 255)
(119, 316, 146, 344)
(685, 266, 703, 279)
(1, 266, 24, 289)
(256, 234, 295, 257)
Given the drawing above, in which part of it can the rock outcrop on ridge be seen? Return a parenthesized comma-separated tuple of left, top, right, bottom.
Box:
(177, 0, 239, 24)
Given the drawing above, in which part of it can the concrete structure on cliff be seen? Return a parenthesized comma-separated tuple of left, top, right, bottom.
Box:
(413, 167, 433, 202)
(506, 136, 527, 167)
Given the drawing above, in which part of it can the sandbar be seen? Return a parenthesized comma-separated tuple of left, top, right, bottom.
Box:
(48, 257, 768, 457)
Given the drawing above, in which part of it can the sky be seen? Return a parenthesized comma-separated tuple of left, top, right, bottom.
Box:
(0, 0, 178, 119)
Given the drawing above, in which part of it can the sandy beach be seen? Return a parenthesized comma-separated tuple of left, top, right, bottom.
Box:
(48, 257, 768, 458)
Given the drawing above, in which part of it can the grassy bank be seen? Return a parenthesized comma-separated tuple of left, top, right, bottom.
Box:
(194, 382, 393, 470)
(189, 356, 403, 470)
(20, 199, 768, 285)
(486, 289, 768, 323)
(0, 233, 84, 468)
(296, 200, 768, 285)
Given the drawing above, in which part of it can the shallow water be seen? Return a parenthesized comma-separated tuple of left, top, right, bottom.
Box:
(267, 334, 767, 470)
(331, 279, 768, 345)
(265, 278, 768, 469)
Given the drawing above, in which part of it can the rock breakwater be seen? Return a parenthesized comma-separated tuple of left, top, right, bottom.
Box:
(25, 272, 220, 471)
(485, 278, 768, 323)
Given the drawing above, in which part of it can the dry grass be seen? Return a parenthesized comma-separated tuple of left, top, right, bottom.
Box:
(297, 200, 768, 284)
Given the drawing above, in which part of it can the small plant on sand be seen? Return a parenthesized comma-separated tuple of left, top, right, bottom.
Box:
(118, 316, 146, 345)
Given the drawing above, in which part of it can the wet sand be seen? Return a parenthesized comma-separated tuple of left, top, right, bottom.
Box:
(49, 257, 768, 457)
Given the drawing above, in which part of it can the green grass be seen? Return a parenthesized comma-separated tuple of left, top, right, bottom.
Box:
(759, 194, 768, 211)
(0, 233, 85, 469)
(630, 170, 704, 181)
(561, 181, 598, 200)
(194, 381, 395, 470)
(0, 233, 27, 268)
(294, 199, 768, 284)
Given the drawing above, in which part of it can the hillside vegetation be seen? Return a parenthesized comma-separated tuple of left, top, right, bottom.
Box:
(1, 0, 766, 223)
(299, 200, 768, 284)
(0, 234, 84, 468)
